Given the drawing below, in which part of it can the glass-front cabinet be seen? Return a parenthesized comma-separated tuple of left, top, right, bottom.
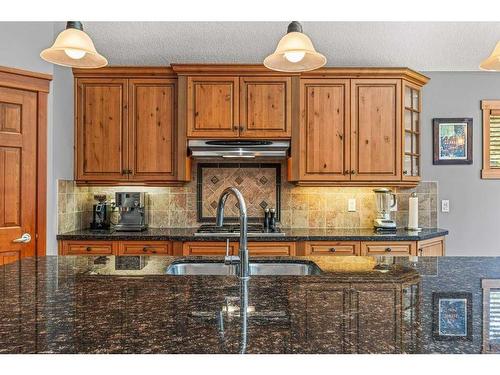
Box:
(403, 82, 421, 181)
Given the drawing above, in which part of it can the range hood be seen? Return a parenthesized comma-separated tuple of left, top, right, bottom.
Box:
(188, 140, 290, 159)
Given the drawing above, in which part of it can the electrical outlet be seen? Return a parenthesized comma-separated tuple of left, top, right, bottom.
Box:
(348, 198, 356, 212)
(441, 200, 450, 213)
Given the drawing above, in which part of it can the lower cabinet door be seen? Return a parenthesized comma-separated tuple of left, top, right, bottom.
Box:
(62, 241, 116, 255)
(360, 241, 416, 256)
(247, 242, 296, 256)
(118, 241, 171, 255)
(304, 241, 360, 256)
(182, 241, 237, 256)
(417, 236, 445, 256)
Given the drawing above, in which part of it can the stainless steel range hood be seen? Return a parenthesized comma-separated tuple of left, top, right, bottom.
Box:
(188, 140, 290, 159)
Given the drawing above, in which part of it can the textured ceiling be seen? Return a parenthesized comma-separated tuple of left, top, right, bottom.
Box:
(64, 22, 500, 71)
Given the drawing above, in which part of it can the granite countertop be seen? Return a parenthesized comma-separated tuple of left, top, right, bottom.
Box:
(56, 227, 449, 242)
(0, 255, 495, 354)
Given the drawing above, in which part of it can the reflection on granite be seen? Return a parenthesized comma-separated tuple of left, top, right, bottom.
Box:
(1, 255, 498, 353)
(56, 227, 448, 242)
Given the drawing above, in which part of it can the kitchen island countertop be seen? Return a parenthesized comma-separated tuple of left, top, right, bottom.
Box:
(0, 254, 495, 354)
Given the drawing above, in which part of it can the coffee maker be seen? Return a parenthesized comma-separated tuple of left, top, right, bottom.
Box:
(373, 188, 397, 230)
(90, 194, 111, 231)
(114, 192, 148, 231)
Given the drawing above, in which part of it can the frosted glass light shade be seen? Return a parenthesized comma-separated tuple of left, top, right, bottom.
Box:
(40, 24, 107, 69)
(480, 41, 500, 71)
(264, 24, 326, 72)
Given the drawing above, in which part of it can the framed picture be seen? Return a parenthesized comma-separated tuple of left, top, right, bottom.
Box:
(432, 292, 472, 341)
(433, 118, 473, 165)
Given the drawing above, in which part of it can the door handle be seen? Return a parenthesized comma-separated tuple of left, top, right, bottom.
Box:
(12, 233, 31, 244)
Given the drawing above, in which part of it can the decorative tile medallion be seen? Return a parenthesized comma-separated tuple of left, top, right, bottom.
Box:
(197, 163, 281, 223)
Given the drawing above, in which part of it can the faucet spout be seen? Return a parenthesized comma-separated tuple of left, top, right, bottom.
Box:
(215, 187, 249, 279)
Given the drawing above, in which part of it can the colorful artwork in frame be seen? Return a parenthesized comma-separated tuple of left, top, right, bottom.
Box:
(432, 292, 472, 341)
(433, 118, 473, 165)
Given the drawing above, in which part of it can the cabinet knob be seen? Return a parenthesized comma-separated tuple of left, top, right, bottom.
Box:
(385, 247, 392, 252)
(86, 247, 91, 252)
(329, 248, 336, 253)
(418, 248, 423, 256)
(122, 169, 127, 175)
(344, 170, 349, 175)
(143, 247, 149, 252)
(403, 170, 408, 175)
(239, 126, 244, 132)
(351, 170, 356, 175)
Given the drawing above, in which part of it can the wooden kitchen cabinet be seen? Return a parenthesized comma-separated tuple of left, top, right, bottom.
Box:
(291, 79, 351, 182)
(174, 65, 294, 139)
(75, 78, 129, 182)
(247, 241, 296, 256)
(350, 79, 401, 182)
(73, 68, 187, 185)
(186, 76, 240, 138)
(182, 241, 237, 256)
(361, 241, 416, 256)
(60, 240, 117, 255)
(239, 76, 291, 138)
(289, 68, 428, 186)
(118, 241, 172, 255)
(417, 236, 445, 256)
(304, 241, 360, 256)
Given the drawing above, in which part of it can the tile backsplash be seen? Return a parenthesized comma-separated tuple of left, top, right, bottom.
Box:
(57, 162, 438, 233)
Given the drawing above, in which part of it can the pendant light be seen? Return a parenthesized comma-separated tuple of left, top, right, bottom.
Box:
(480, 41, 500, 71)
(40, 21, 108, 69)
(264, 21, 326, 72)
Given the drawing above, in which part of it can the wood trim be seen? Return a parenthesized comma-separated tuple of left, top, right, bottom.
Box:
(172, 64, 300, 76)
(293, 180, 419, 187)
(176, 76, 190, 181)
(481, 100, 500, 179)
(36, 92, 48, 256)
(72, 66, 175, 78)
(0, 67, 51, 257)
(0, 66, 52, 92)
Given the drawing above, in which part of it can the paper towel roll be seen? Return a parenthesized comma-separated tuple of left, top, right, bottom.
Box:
(407, 193, 419, 230)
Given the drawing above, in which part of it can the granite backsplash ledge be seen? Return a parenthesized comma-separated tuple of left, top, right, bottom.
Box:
(57, 162, 438, 233)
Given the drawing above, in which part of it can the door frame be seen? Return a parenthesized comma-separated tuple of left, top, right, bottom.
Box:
(0, 66, 52, 257)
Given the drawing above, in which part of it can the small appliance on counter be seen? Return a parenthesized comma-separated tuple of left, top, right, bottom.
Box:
(90, 194, 111, 231)
(373, 188, 397, 231)
(114, 192, 148, 232)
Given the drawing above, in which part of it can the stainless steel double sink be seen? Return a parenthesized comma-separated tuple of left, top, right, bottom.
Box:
(166, 260, 321, 276)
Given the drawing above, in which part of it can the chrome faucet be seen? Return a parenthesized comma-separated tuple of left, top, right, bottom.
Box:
(215, 187, 249, 279)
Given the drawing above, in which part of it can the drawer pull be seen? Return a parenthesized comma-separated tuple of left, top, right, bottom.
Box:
(385, 247, 392, 252)
(418, 248, 423, 255)
(86, 247, 91, 252)
(329, 248, 336, 253)
(143, 247, 149, 252)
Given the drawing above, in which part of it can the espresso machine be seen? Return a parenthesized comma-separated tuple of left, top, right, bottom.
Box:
(373, 188, 397, 230)
(115, 192, 148, 231)
(90, 194, 111, 231)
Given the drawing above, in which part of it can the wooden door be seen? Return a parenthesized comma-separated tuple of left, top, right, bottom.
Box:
(186, 76, 239, 138)
(75, 79, 129, 181)
(239, 76, 291, 138)
(299, 79, 350, 181)
(351, 79, 401, 181)
(402, 82, 421, 182)
(0, 86, 37, 261)
(128, 79, 177, 182)
(417, 237, 445, 256)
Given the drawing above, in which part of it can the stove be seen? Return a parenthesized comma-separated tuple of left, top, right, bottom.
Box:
(194, 224, 285, 237)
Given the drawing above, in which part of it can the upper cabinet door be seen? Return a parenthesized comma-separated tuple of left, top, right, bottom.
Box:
(350, 79, 401, 181)
(76, 79, 129, 181)
(186, 76, 239, 138)
(239, 76, 291, 138)
(128, 79, 177, 181)
(402, 82, 421, 182)
(299, 79, 350, 181)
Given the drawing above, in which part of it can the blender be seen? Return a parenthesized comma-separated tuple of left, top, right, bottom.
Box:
(373, 188, 397, 230)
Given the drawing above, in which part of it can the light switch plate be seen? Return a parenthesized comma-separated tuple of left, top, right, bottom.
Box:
(441, 200, 450, 213)
(348, 198, 356, 212)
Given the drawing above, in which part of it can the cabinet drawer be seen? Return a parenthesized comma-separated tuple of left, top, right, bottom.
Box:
(63, 241, 115, 255)
(305, 241, 360, 256)
(182, 241, 237, 256)
(361, 241, 416, 256)
(247, 242, 295, 256)
(118, 241, 171, 255)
